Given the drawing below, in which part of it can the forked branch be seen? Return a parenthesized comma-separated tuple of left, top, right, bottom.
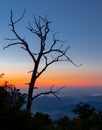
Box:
(4, 10, 36, 63)
(33, 86, 65, 100)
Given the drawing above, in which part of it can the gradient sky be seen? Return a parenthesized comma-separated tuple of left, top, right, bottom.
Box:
(0, 0, 102, 87)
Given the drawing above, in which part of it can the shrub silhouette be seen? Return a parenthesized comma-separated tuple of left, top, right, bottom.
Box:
(0, 85, 102, 130)
(73, 102, 95, 119)
(0, 83, 26, 110)
(32, 112, 54, 130)
(0, 84, 28, 130)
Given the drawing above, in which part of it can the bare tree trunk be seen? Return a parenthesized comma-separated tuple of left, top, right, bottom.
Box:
(26, 71, 36, 111)
(26, 62, 39, 111)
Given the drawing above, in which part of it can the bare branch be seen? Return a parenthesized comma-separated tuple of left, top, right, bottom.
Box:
(9, 10, 27, 43)
(33, 86, 65, 100)
(36, 46, 81, 78)
(28, 70, 33, 73)
(4, 10, 36, 63)
(3, 42, 23, 50)
(65, 57, 82, 67)
(27, 16, 51, 42)
(10, 9, 25, 25)
(59, 44, 64, 50)
(26, 21, 41, 37)
(0, 73, 5, 79)
(4, 38, 18, 41)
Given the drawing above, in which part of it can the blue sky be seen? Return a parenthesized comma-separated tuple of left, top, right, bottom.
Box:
(0, 0, 102, 87)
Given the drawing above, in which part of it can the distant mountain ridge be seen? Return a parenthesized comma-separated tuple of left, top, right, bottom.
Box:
(20, 86, 102, 119)
(31, 95, 102, 119)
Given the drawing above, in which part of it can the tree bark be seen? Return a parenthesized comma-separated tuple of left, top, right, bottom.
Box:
(26, 71, 36, 111)
(26, 60, 40, 111)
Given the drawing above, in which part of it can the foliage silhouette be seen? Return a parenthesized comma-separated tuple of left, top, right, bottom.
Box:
(0, 82, 26, 110)
(0, 84, 30, 130)
(72, 102, 102, 130)
(0, 89, 102, 130)
(73, 102, 95, 119)
(32, 112, 54, 130)
(57, 116, 72, 130)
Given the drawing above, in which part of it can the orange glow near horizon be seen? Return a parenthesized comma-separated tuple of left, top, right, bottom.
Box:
(0, 64, 102, 88)
(0, 76, 102, 87)
(0, 68, 102, 88)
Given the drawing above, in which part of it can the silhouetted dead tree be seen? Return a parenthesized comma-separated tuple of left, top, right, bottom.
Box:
(4, 10, 81, 112)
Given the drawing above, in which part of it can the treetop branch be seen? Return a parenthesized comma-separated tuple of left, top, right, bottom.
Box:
(10, 9, 25, 25)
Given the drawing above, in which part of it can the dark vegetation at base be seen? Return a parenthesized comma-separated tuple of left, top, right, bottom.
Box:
(0, 85, 102, 130)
